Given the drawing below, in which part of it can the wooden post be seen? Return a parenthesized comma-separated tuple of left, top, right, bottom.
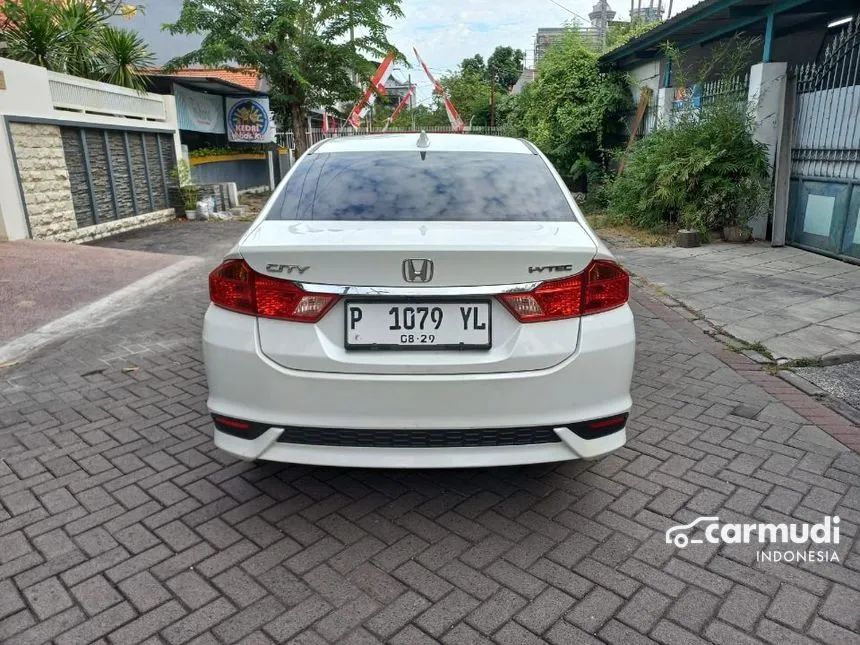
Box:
(618, 87, 652, 175)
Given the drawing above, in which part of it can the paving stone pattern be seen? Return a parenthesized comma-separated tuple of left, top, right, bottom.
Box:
(1, 225, 860, 644)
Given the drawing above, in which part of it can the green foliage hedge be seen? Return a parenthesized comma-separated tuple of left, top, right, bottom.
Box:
(608, 102, 769, 234)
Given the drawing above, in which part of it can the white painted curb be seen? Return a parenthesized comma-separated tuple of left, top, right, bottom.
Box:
(0, 257, 203, 365)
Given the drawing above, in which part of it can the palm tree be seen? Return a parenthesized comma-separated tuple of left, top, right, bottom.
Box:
(96, 25, 153, 91)
(55, 0, 104, 78)
(0, 0, 153, 90)
(1, 0, 66, 70)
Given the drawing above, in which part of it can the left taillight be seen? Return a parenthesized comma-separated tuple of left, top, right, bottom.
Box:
(209, 259, 338, 323)
(499, 259, 629, 322)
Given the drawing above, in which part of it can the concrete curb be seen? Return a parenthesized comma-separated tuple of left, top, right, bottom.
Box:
(0, 257, 203, 366)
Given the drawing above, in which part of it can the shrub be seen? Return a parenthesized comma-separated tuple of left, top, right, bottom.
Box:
(608, 101, 769, 234)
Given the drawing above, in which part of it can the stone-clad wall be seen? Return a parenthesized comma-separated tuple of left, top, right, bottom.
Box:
(54, 208, 175, 243)
(9, 122, 176, 242)
(9, 123, 78, 239)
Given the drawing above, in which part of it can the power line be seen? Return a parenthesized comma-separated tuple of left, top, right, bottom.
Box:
(546, 0, 591, 24)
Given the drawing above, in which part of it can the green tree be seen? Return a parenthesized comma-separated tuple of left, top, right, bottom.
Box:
(440, 68, 492, 126)
(459, 54, 485, 78)
(0, 0, 153, 90)
(411, 103, 448, 128)
(164, 0, 403, 156)
(486, 45, 524, 90)
(97, 24, 154, 91)
(505, 31, 631, 188)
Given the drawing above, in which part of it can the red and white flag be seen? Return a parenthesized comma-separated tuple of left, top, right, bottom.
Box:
(413, 47, 465, 132)
(389, 87, 413, 123)
(322, 111, 330, 134)
(348, 52, 396, 130)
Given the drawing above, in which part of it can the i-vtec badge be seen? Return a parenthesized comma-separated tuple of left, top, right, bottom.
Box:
(266, 264, 310, 275)
(528, 264, 573, 274)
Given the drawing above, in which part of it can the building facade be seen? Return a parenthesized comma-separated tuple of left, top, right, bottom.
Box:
(601, 0, 860, 263)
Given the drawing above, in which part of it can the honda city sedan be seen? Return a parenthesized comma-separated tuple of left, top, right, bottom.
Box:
(202, 133, 635, 468)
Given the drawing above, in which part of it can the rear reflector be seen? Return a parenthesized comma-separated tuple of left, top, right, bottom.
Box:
(211, 414, 269, 439)
(588, 415, 628, 430)
(209, 259, 338, 323)
(499, 259, 628, 322)
(212, 415, 250, 430)
(570, 413, 628, 439)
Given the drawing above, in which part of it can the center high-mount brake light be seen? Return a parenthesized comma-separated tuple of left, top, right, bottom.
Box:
(209, 259, 338, 323)
(499, 259, 629, 322)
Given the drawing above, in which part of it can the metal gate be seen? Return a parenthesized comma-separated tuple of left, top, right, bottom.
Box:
(787, 16, 860, 263)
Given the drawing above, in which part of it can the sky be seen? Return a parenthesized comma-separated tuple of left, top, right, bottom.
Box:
(123, 0, 703, 106)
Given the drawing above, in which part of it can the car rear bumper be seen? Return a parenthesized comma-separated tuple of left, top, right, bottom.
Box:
(213, 425, 627, 467)
(202, 303, 635, 467)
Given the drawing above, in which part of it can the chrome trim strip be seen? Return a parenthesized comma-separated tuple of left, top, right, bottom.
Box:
(295, 281, 542, 296)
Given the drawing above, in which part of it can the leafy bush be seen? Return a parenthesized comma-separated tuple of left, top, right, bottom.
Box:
(608, 101, 769, 234)
(503, 32, 632, 185)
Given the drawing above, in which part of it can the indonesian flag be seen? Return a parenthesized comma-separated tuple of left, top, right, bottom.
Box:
(389, 87, 413, 123)
(413, 47, 465, 132)
(348, 52, 396, 129)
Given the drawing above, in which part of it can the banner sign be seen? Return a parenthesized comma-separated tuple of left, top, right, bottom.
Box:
(174, 84, 224, 134)
(226, 96, 275, 142)
(673, 84, 702, 111)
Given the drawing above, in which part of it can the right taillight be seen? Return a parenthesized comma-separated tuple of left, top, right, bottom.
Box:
(582, 259, 630, 315)
(499, 259, 628, 322)
(209, 259, 338, 322)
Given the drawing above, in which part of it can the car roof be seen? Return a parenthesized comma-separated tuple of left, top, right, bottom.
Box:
(311, 133, 535, 155)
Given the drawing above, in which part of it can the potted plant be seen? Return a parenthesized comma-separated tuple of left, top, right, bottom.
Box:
(171, 159, 200, 219)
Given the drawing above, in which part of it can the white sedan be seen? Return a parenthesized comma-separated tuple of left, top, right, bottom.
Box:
(202, 133, 635, 468)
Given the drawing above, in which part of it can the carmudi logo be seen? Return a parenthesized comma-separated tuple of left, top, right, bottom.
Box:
(665, 516, 841, 563)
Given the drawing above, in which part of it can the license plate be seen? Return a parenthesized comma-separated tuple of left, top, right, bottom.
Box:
(344, 300, 492, 350)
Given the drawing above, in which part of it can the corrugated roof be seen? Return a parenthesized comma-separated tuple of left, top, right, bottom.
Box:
(600, 0, 836, 67)
(147, 67, 262, 91)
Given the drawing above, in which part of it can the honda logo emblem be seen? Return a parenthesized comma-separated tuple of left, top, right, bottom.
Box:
(402, 259, 434, 283)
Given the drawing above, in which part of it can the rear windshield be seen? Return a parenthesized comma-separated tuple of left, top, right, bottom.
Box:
(266, 150, 575, 221)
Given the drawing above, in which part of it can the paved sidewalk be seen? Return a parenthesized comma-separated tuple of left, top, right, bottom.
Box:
(0, 239, 181, 344)
(614, 242, 860, 361)
(0, 222, 858, 643)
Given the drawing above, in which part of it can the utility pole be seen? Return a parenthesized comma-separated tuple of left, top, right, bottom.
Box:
(490, 71, 496, 128)
(349, 2, 357, 86)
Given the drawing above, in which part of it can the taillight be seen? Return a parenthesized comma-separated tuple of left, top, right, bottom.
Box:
(583, 260, 630, 315)
(209, 259, 338, 322)
(209, 260, 255, 315)
(499, 259, 628, 322)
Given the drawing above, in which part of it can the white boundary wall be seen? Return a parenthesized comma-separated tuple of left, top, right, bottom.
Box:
(0, 58, 182, 241)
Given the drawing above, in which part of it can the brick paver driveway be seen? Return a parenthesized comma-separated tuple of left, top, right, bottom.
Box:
(1, 221, 859, 645)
